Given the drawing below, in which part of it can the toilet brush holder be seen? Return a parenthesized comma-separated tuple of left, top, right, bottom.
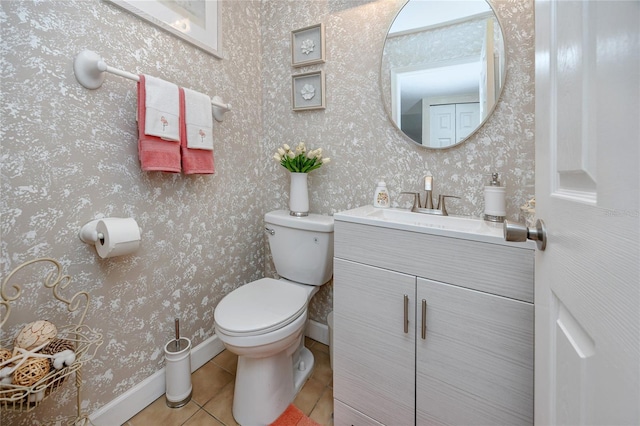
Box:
(164, 337, 192, 408)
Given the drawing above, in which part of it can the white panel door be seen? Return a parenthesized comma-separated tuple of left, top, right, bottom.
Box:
(535, 1, 639, 425)
(429, 104, 455, 148)
(455, 103, 480, 142)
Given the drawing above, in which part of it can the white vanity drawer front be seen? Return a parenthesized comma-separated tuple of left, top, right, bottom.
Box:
(334, 399, 386, 426)
(334, 220, 534, 303)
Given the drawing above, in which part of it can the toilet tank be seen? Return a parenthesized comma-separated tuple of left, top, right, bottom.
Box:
(265, 210, 334, 285)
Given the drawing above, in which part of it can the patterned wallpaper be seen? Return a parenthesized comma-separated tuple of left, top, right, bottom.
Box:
(1, 0, 533, 423)
(1, 0, 264, 423)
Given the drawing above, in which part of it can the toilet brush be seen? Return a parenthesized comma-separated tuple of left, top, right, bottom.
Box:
(174, 318, 180, 351)
(165, 317, 192, 407)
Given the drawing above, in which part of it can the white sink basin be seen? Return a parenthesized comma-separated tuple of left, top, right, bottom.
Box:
(367, 207, 484, 232)
(334, 205, 525, 246)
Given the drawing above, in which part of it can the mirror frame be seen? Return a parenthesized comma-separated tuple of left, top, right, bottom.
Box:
(379, 0, 508, 150)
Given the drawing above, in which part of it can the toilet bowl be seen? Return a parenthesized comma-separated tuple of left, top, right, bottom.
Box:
(214, 210, 334, 426)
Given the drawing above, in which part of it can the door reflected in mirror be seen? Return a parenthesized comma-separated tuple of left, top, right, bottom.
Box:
(381, 0, 506, 149)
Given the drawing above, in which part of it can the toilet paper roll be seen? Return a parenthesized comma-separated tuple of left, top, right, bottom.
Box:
(95, 218, 141, 258)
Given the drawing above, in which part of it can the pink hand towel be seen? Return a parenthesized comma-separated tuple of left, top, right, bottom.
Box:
(137, 75, 181, 173)
(183, 88, 214, 150)
(179, 88, 215, 175)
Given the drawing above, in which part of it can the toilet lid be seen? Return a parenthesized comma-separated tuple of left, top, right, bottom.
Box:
(214, 278, 308, 336)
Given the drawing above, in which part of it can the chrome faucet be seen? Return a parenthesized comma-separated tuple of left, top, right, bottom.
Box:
(399, 191, 421, 212)
(435, 194, 460, 216)
(399, 176, 460, 216)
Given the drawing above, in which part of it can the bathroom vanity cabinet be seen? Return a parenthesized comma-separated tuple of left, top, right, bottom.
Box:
(332, 210, 534, 426)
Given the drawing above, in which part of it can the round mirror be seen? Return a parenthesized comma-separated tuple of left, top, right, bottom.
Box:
(380, 0, 507, 149)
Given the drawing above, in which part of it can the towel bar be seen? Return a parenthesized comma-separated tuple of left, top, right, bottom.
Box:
(73, 50, 231, 122)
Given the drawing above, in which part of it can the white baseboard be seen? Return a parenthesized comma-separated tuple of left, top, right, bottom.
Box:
(306, 319, 329, 346)
(89, 334, 225, 426)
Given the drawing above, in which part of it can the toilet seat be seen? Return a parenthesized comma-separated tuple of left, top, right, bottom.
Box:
(214, 278, 308, 337)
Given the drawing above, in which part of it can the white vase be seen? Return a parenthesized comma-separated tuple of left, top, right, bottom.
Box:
(289, 172, 309, 216)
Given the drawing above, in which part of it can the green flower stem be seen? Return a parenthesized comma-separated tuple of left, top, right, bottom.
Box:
(274, 142, 329, 173)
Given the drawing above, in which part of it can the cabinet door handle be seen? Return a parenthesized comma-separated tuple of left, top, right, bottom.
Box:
(421, 299, 427, 340)
(403, 294, 409, 334)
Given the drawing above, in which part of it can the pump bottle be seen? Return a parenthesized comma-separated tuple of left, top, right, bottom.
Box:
(373, 181, 390, 208)
(484, 173, 506, 222)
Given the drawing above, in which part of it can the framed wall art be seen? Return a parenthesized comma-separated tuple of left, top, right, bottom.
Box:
(292, 71, 326, 111)
(291, 23, 325, 67)
(105, 0, 222, 58)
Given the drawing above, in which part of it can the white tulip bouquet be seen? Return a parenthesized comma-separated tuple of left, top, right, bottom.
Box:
(273, 142, 330, 173)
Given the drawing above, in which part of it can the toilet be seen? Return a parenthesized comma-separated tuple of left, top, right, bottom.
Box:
(214, 210, 334, 426)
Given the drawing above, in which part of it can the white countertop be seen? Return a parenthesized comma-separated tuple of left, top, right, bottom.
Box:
(334, 205, 535, 248)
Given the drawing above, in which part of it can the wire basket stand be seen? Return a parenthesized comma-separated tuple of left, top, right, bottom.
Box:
(0, 258, 103, 425)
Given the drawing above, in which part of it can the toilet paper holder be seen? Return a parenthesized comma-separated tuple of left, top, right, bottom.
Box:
(79, 217, 142, 258)
(79, 219, 105, 245)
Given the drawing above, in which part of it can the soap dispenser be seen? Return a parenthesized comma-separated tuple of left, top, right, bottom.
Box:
(484, 173, 506, 222)
(373, 181, 390, 208)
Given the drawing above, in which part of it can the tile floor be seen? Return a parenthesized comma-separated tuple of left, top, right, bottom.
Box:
(124, 338, 333, 426)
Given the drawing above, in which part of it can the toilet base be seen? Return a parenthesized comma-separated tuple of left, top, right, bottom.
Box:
(232, 345, 315, 426)
(293, 345, 314, 393)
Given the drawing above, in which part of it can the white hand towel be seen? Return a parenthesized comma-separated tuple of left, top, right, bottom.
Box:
(183, 88, 214, 151)
(144, 75, 180, 142)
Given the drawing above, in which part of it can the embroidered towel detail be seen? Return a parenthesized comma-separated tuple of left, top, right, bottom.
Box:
(137, 75, 181, 173)
(179, 88, 215, 175)
(144, 75, 180, 142)
(183, 88, 214, 150)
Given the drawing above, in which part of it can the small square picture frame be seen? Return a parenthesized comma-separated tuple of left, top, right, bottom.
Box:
(292, 71, 326, 111)
(291, 23, 325, 67)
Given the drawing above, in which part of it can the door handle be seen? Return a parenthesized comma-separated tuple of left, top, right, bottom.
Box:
(504, 219, 547, 251)
(421, 299, 427, 340)
(403, 294, 409, 334)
